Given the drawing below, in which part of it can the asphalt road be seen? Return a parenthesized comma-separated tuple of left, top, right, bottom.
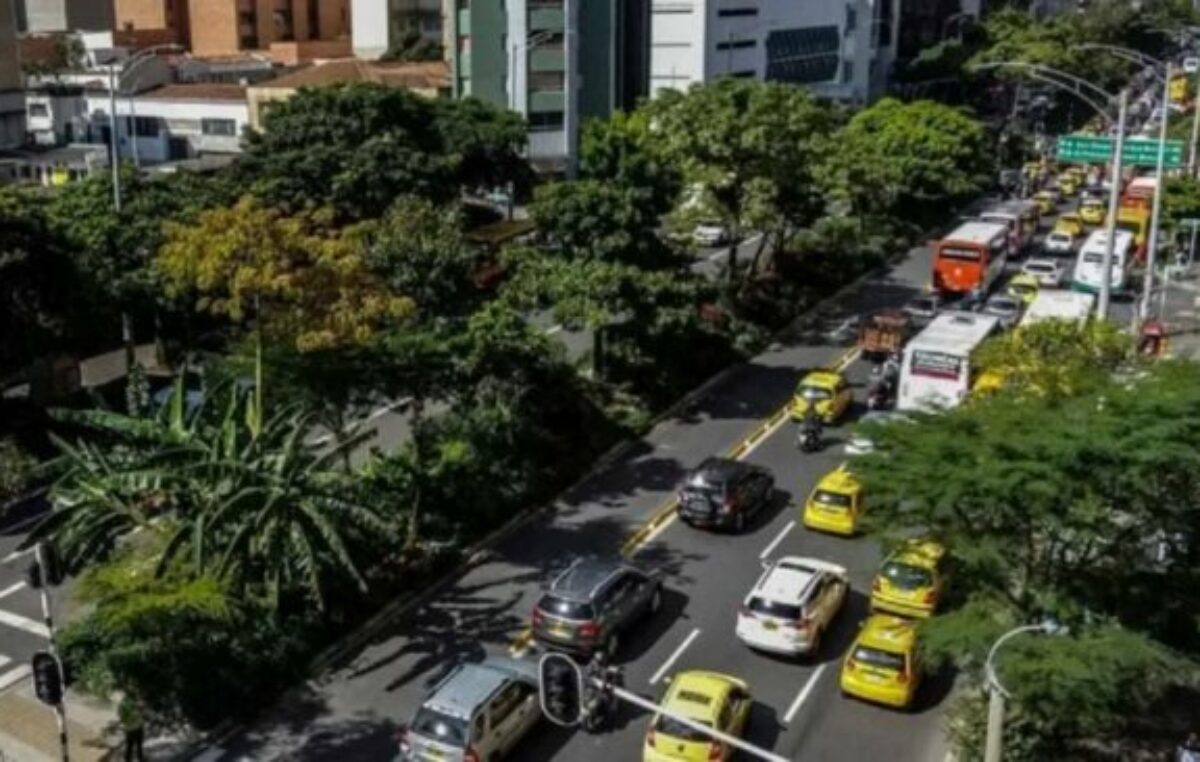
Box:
(0, 502, 60, 696)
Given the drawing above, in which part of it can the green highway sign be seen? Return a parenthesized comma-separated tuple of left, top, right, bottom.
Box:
(1056, 134, 1184, 167)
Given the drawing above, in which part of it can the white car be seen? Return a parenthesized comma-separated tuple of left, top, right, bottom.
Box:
(845, 410, 910, 456)
(693, 221, 731, 246)
(1044, 231, 1076, 255)
(735, 557, 848, 656)
(1184, 57, 1199, 74)
(1021, 258, 1066, 287)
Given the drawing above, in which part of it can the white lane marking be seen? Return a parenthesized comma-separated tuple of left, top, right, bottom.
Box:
(1, 548, 33, 565)
(0, 582, 24, 601)
(0, 665, 31, 692)
(759, 521, 796, 560)
(650, 628, 701, 685)
(784, 663, 828, 724)
(0, 655, 10, 670)
(0, 609, 49, 638)
(191, 748, 228, 762)
(544, 324, 564, 336)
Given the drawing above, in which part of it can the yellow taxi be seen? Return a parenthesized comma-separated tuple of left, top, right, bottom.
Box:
(644, 671, 752, 762)
(1079, 198, 1106, 225)
(1052, 212, 1085, 238)
(871, 540, 947, 619)
(790, 370, 852, 424)
(840, 614, 922, 709)
(1057, 174, 1079, 197)
(1006, 273, 1040, 306)
(803, 465, 863, 536)
(1032, 190, 1059, 216)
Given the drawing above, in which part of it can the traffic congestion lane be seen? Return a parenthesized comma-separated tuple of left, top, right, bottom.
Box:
(213, 239, 933, 762)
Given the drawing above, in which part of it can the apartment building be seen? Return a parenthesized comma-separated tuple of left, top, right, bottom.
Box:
(0, 0, 25, 148)
(15, 0, 114, 32)
(650, 0, 900, 103)
(113, 0, 189, 40)
(446, 0, 649, 173)
(351, 0, 443, 59)
(187, 0, 349, 57)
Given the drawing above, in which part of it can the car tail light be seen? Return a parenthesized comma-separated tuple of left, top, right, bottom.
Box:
(578, 621, 600, 640)
(720, 497, 735, 513)
(646, 729, 657, 748)
(923, 590, 938, 605)
(708, 741, 724, 760)
(464, 747, 481, 762)
(532, 607, 544, 627)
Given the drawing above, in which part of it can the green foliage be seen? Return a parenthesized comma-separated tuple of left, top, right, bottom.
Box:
(239, 85, 526, 220)
(0, 438, 36, 504)
(580, 111, 683, 217)
(529, 180, 672, 267)
(821, 99, 992, 224)
(1162, 176, 1200, 231)
(857, 362, 1200, 757)
(58, 538, 310, 729)
(380, 28, 443, 62)
(973, 319, 1131, 399)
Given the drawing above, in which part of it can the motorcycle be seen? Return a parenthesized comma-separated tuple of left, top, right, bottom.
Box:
(797, 420, 823, 452)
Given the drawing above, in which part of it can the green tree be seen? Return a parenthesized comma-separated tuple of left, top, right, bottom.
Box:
(580, 110, 682, 217)
(647, 79, 836, 279)
(973, 319, 1130, 399)
(529, 180, 672, 266)
(855, 362, 1200, 758)
(821, 98, 993, 226)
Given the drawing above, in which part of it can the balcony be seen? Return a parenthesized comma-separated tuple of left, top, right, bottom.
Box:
(529, 7, 563, 30)
(528, 89, 565, 112)
(456, 9, 470, 35)
(529, 46, 564, 72)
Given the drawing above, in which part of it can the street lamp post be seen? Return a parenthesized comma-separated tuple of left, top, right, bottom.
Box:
(106, 43, 183, 211)
(984, 620, 1069, 762)
(1142, 63, 1174, 320)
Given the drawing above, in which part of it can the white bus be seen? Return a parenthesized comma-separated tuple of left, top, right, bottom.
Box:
(898, 311, 1002, 413)
(1072, 229, 1134, 295)
(1020, 290, 1095, 327)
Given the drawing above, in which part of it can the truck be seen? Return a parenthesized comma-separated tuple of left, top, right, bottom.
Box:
(1020, 290, 1095, 327)
(858, 310, 912, 361)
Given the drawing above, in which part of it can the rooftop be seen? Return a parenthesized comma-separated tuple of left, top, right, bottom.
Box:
(140, 83, 248, 101)
(252, 59, 450, 91)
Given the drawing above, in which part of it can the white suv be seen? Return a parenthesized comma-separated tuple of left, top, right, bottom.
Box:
(735, 557, 848, 657)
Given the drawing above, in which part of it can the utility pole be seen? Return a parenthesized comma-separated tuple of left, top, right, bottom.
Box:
(32, 543, 71, 762)
(1099, 89, 1128, 320)
(1142, 64, 1174, 321)
(107, 64, 121, 212)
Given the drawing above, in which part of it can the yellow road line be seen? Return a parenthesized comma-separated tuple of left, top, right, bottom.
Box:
(509, 342, 864, 655)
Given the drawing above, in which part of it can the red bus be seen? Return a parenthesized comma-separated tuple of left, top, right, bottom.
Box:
(932, 221, 1010, 295)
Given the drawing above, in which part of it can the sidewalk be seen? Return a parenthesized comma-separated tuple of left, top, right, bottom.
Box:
(0, 684, 194, 762)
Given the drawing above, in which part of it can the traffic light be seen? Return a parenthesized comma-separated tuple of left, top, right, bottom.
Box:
(25, 542, 65, 589)
(31, 651, 63, 706)
(538, 652, 583, 726)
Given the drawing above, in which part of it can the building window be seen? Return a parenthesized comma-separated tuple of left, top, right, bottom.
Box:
(127, 116, 160, 137)
(528, 111, 564, 131)
(730, 70, 755, 78)
(716, 39, 755, 51)
(842, 60, 852, 83)
(201, 118, 238, 136)
(28, 103, 49, 117)
(529, 71, 564, 90)
(308, 0, 321, 38)
(844, 4, 856, 34)
(717, 7, 756, 16)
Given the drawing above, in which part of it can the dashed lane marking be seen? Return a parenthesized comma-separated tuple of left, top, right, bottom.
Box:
(0, 583, 25, 602)
(759, 521, 796, 561)
(784, 663, 828, 724)
(0, 665, 31, 692)
(0, 609, 49, 638)
(649, 628, 701, 685)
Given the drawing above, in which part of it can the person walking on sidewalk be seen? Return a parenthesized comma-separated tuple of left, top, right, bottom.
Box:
(119, 695, 146, 762)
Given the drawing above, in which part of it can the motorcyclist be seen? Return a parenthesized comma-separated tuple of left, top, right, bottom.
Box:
(798, 403, 824, 449)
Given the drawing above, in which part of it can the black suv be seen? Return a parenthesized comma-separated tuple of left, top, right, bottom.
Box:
(531, 557, 662, 658)
(677, 457, 774, 533)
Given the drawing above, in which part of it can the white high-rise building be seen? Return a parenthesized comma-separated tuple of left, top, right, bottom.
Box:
(650, 0, 901, 103)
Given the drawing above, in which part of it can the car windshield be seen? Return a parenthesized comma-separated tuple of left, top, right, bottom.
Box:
(537, 594, 595, 620)
(655, 714, 714, 742)
(881, 561, 934, 590)
(813, 490, 852, 508)
(747, 596, 802, 620)
(1025, 263, 1053, 273)
(852, 646, 907, 673)
(799, 385, 831, 400)
(410, 708, 469, 748)
(1049, 234, 1070, 243)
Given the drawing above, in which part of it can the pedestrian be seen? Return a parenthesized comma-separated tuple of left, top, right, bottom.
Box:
(119, 695, 145, 762)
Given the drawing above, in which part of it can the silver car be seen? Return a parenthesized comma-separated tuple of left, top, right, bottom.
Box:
(399, 658, 540, 762)
(983, 294, 1024, 330)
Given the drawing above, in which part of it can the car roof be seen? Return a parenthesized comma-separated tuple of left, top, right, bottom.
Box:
(754, 558, 824, 605)
(549, 557, 626, 599)
(662, 671, 742, 722)
(888, 540, 946, 570)
(691, 456, 753, 483)
(425, 659, 535, 718)
(858, 614, 917, 653)
(800, 370, 843, 387)
(816, 465, 860, 494)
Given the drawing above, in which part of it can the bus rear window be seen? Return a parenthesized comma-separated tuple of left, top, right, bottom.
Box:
(910, 351, 961, 380)
(938, 246, 981, 261)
